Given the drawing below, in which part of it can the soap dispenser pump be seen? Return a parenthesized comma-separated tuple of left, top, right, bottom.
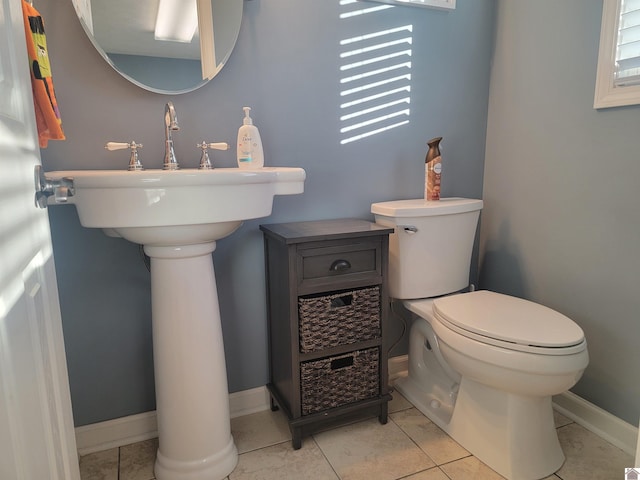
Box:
(425, 136, 442, 201)
(237, 107, 264, 169)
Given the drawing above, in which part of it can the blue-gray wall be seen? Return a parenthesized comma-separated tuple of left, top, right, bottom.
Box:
(481, 0, 640, 426)
(40, 0, 495, 426)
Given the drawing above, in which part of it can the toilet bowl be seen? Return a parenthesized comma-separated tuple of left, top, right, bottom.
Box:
(371, 198, 589, 480)
(399, 292, 588, 480)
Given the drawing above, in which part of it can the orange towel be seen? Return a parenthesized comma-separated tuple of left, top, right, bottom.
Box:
(22, 0, 65, 148)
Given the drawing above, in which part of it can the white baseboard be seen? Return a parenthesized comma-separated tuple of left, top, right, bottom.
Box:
(552, 390, 638, 456)
(75, 411, 158, 456)
(228, 385, 272, 418)
(77, 357, 639, 459)
(75, 386, 271, 456)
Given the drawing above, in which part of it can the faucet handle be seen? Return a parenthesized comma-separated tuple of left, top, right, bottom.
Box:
(105, 142, 131, 151)
(197, 141, 229, 170)
(105, 141, 144, 171)
(204, 142, 229, 151)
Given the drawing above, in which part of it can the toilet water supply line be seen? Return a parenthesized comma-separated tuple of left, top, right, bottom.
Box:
(388, 300, 408, 355)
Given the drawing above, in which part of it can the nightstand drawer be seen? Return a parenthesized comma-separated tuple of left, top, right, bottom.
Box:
(300, 347, 380, 415)
(298, 286, 381, 353)
(298, 242, 380, 284)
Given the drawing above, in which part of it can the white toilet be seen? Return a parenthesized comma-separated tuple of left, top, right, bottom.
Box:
(371, 198, 589, 480)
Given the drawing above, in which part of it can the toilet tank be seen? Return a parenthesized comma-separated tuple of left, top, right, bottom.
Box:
(371, 198, 483, 299)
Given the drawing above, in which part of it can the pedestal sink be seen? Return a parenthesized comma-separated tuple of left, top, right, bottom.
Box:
(43, 167, 306, 480)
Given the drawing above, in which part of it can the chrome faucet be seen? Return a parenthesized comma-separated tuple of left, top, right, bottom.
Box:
(163, 101, 180, 170)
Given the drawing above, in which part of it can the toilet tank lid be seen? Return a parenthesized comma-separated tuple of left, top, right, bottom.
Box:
(371, 198, 483, 217)
(433, 291, 585, 348)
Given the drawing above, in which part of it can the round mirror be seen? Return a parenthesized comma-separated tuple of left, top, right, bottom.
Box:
(71, 0, 243, 94)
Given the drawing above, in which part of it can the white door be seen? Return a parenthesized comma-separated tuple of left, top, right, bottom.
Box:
(0, 0, 80, 479)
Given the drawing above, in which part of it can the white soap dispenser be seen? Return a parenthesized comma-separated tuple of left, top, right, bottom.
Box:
(237, 106, 264, 168)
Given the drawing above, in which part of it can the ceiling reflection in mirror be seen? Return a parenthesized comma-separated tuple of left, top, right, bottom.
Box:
(359, 0, 455, 9)
(72, 0, 243, 94)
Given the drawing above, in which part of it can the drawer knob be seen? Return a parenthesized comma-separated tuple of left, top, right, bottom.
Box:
(329, 259, 351, 272)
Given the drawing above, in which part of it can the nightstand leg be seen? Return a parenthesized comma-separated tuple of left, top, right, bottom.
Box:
(269, 395, 279, 412)
(291, 427, 302, 450)
(378, 402, 388, 425)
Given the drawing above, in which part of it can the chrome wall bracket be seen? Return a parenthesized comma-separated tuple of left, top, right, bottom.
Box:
(34, 165, 75, 209)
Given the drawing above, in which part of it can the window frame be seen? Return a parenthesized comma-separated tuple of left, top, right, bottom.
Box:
(594, 0, 640, 109)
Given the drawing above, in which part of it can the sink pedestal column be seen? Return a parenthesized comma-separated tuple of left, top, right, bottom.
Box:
(145, 242, 238, 480)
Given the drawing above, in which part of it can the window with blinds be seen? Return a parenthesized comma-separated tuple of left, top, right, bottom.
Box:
(616, 0, 640, 86)
(594, 0, 640, 108)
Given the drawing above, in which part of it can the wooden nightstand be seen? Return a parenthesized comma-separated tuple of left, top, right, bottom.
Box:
(260, 219, 394, 449)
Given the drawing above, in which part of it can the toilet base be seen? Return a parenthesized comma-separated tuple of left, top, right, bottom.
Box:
(395, 375, 565, 480)
(394, 373, 454, 430)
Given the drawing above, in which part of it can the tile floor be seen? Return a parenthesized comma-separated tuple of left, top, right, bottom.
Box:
(79, 392, 634, 480)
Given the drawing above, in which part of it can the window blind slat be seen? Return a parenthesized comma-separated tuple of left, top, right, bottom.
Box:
(619, 24, 640, 45)
(618, 56, 640, 70)
(617, 39, 640, 60)
(615, 71, 640, 86)
(622, 0, 640, 14)
(620, 9, 640, 28)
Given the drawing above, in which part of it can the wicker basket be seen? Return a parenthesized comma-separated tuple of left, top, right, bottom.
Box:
(298, 286, 380, 353)
(300, 347, 379, 415)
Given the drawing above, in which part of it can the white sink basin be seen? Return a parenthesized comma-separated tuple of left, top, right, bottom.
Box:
(45, 165, 305, 480)
(44, 167, 306, 245)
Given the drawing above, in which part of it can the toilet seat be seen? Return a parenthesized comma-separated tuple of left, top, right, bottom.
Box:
(407, 291, 587, 356)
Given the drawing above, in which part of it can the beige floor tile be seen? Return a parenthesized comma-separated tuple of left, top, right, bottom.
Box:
(391, 407, 469, 465)
(79, 448, 119, 480)
(229, 438, 338, 480)
(76, 401, 627, 480)
(555, 423, 634, 480)
(313, 417, 435, 480)
(231, 409, 291, 454)
(388, 390, 414, 413)
(402, 467, 451, 480)
(119, 438, 158, 480)
(439, 456, 506, 480)
(553, 409, 573, 428)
